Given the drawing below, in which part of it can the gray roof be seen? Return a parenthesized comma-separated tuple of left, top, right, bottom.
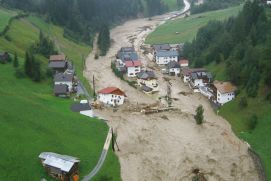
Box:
(39, 152, 79, 173)
(48, 61, 67, 69)
(142, 85, 153, 92)
(137, 70, 156, 80)
(71, 103, 91, 112)
(156, 50, 179, 57)
(167, 61, 180, 69)
(153, 44, 171, 51)
(54, 73, 73, 82)
(191, 71, 213, 80)
(120, 47, 135, 52)
(118, 52, 138, 61)
(54, 84, 69, 94)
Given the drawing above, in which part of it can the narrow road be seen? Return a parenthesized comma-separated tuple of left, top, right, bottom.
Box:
(82, 127, 112, 181)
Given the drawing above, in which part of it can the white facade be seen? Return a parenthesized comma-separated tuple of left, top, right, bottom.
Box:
(98, 93, 125, 106)
(169, 68, 180, 76)
(137, 79, 159, 92)
(155, 56, 178, 65)
(182, 75, 190, 83)
(192, 79, 204, 87)
(267, 1, 271, 5)
(127, 66, 141, 77)
(55, 81, 73, 91)
(217, 91, 235, 105)
(180, 62, 189, 67)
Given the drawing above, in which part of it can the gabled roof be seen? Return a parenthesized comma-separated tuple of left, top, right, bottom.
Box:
(54, 73, 73, 82)
(191, 71, 212, 80)
(98, 87, 126, 96)
(181, 68, 207, 76)
(153, 44, 171, 51)
(214, 81, 237, 94)
(50, 55, 66, 62)
(156, 50, 179, 57)
(137, 70, 156, 80)
(71, 103, 91, 112)
(39, 152, 79, 173)
(167, 61, 181, 69)
(48, 61, 67, 69)
(54, 84, 69, 94)
(125, 60, 142, 67)
(118, 52, 138, 61)
(120, 47, 135, 52)
(179, 59, 189, 65)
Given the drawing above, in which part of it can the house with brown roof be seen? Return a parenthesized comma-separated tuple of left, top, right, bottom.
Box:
(49, 55, 66, 62)
(48, 54, 68, 73)
(97, 87, 126, 106)
(179, 59, 189, 67)
(213, 81, 237, 105)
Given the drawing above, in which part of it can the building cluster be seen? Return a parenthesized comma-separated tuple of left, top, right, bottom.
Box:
(48, 54, 77, 97)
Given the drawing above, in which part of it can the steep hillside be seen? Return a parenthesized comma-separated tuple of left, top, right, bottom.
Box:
(0, 12, 120, 181)
(0, 7, 17, 32)
(145, 5, 242, 44)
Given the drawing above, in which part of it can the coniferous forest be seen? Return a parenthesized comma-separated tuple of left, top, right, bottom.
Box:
(184, 1, 271, 99)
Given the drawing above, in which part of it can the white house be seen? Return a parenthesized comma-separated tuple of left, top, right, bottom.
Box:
(137, 70, 158, 93)
(125, 60, 142, 77)
(98, 87, 126, 106)
(189, 70, 212, 90)
(155, 50, 179, 65)
(54, 73, 74, 91)
(179, 59, 189, 67)
(214, 81, 237, 105)
(167, 61, 181, 76)
(181, 68, 192, 83)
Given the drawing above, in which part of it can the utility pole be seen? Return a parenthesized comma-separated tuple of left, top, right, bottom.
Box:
(167, 81, 172, 107)
(93, 75, 96, 100)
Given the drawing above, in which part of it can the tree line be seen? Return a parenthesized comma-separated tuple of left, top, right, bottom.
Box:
(190, 0, 243, 14)
(0, 0, 170, 44)
(183, 0, 271, 99)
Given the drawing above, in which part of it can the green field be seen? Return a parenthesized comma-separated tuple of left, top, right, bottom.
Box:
(145, 5, 242, 44)
(0, 64, 120, 180)
(162, 0, 183, 11)
(0, 7, 17, 33)
(0, 13, 120, 180)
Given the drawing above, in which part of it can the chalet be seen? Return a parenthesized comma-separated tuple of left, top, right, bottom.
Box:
(213, 81, 237, 105)
(54, 84, 69, 97)
(98, 87, 126, 106)
(153, 44, 171, 54)
(189, 70, 212, 90)
(71, 102, 93, 117)
(48, 61, 68, 73)
(116, 47, 138, 61)
(125, 60, 142, 77)
(155, 50, 179, 65)
(181, 67, 192, 83)
(54, 73, 74, 92)
(49, 55, 66, 62)
(39, 152, 80, 181)
(179, 59, 189, 67)
(0, 52, 10, 64)
(137, 70, 158, 93)
(167, 61, 181, 76)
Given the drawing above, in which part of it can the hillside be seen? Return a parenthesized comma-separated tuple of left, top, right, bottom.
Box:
(0, 10, 120, 181)
(145, 5, 242, 44)
(0, 7, 17, 32)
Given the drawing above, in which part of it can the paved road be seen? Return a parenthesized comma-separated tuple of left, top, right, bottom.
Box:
(82, 127, 112, 181)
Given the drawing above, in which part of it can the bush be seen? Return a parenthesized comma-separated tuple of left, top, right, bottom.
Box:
(4, 35, 12, 41)
(247, 114, 258, 131)
(94, 53, 99, 59)
(46, 68, 53, 78)
(15, 68, 25, 79)
(194, 105, 204, 125)
(239, 96, 248, 109)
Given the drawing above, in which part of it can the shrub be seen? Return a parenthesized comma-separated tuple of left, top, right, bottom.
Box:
(239, 96, 248, 108)
(194, 105, 204, 125)
(94, 53, 99, 59)
(247, 114, 258, 131)
(15, 68, 25, 79)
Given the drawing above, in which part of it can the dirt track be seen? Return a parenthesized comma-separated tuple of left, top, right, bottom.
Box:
(84, 1, 259, 180)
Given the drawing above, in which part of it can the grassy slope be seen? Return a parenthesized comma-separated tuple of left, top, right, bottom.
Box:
(0, 7, 17, 32)
(0, 15, 120, 180)
(162, 0, 182, 11)
(145, 5, 242, 44)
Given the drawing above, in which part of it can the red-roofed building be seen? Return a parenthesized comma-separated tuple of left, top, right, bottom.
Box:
(98, 87, 126, 106)
(125, 60, 142, 77)
(179, 59, 189, 67)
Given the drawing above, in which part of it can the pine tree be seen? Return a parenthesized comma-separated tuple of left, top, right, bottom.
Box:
(24, 51, 32, 77)
(194, 105, 204, 125)
(33, 60, 41, 82)
(13, 52, 19, 68)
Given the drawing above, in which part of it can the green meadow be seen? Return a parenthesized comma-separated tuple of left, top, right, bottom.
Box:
(0, 7, 17, 32)
(0, 12, 120, 181)
(146, 5, 242, 44)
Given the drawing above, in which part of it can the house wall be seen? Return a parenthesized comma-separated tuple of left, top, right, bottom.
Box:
(182, 75, 190, 83)
(137, 79, 159, 91)
(98, 93, 125, 106)
(155, 56, 178, 65)
(169, 68, 180, 76)
(180, 63, 189, 67)
(217, 91, 235, 105)
(193, 79, 204, 87)
(127, 66, 141, 77)
(55, 82, 73, 91)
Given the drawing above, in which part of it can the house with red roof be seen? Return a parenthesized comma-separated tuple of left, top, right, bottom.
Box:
(125, 60, 142, 77)
(97, 87, 126, 106)
(179, 59, 189, 67)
